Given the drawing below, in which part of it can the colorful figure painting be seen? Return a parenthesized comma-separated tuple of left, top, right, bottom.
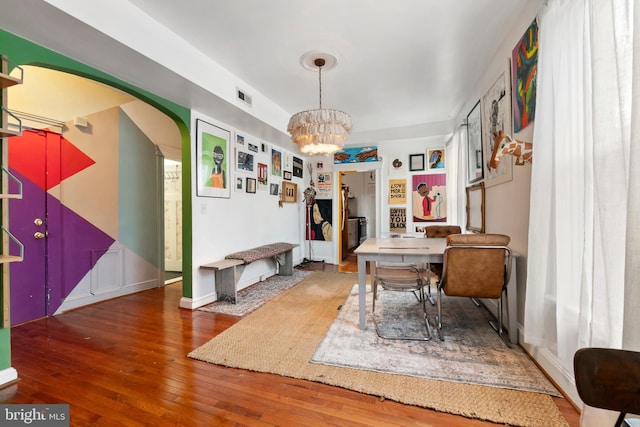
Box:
(512, 19, 538, 132)
(306, 199, 333, 241)
(412, 174, 446, 223)
(196, 119, 230, 198)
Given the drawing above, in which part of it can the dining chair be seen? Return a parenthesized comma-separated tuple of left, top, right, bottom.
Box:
(574, 347, 640, 427)
(372, 260, 432, 341)
(423, 225, 462, 304)
(435, 233, 512, 346)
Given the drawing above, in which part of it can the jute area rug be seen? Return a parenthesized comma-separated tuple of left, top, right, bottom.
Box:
(197, 270, 313, 317)
(188, 272, 569, 426)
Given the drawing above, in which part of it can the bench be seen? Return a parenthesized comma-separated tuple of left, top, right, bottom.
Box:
(200, 242, 298, 303)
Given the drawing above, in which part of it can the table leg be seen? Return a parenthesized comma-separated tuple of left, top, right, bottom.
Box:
(358, 256, 367, 329)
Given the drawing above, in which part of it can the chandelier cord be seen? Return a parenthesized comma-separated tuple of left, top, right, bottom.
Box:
(318, 63, 323, 109)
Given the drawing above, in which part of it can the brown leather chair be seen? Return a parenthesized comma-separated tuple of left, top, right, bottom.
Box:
(423, 225, 462, 303)
(436, 233, 512, 345)
(574, 347, 640, 427)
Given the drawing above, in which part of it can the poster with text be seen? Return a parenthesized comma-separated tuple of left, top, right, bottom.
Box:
(389, 208, 407, 233)
(316, 172, 332, 199)
(389, 179, 407, 204)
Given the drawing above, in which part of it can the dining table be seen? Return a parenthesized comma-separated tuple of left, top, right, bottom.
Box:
(353, 236, 519, 345)
(353, 237, 446, 330)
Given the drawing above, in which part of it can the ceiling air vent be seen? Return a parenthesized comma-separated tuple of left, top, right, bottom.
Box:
(236, 88, 252, 107)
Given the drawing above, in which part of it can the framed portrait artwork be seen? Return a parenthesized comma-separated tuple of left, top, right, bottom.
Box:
(271, 148, 282, 177)
(196, 119, 230, 198)
(427, 148, 445, 171)
(466, 101, 483, 184)
(409, 153, 425, 172)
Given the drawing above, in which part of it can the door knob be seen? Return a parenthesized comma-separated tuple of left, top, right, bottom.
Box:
(34, 231, 46, 239)
(34, 218, 43, 226)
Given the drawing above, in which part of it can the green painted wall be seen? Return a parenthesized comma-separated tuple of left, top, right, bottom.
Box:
(0, 28, 193, 374)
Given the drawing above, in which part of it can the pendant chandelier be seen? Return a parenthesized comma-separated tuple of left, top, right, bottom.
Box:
(288, 54, 352, 155)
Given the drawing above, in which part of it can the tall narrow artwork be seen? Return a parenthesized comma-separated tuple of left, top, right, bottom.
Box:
(412, 174, 447, 222)
(482, 61, 513, 187)
(306, 199, 333, 241)
(512, 19, 538, 132)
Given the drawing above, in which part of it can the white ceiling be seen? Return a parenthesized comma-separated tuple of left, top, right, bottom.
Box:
(0, 0, 536, 148)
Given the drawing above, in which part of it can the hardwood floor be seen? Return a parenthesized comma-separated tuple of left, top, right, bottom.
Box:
(1, 258, 580, 426)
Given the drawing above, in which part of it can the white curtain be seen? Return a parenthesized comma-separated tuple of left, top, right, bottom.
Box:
(524, 0, 638, 423)
(445, 127, 466, 227)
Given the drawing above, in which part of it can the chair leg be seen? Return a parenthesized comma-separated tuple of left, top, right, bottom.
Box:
(372, 286, 432, 341)
(425, 274, 436, 306)
(489, 292, 512, 347)
(436, 287, 444, 341)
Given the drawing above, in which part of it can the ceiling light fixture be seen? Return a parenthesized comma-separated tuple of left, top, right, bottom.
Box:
(288, 53, 352, 155)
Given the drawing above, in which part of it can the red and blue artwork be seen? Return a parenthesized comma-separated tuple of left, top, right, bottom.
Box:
(512, 19, 538, 132)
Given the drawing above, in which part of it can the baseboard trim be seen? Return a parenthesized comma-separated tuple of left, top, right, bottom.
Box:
(0, 367, 18, 387)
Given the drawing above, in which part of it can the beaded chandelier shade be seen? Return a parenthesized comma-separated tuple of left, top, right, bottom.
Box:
(287, 57, 352, 155)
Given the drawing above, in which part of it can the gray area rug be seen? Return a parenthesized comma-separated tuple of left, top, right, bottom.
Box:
(311, 285, 561, 396)
(197, 270, 312, 317)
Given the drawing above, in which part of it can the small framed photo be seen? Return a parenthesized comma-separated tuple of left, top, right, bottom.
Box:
(409, 153, 425, 172)
(236, 150, 254, 172)
(270, 183, 279, 196)
(281, 181, 297, 203)
(246, 177, 256, 194)
(234, 175, 244, 192)
(283, 170, 292, 181)
(427, 148, 445, 170)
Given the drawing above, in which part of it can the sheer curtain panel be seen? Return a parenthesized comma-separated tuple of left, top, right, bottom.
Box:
(524, 0, 638, 423)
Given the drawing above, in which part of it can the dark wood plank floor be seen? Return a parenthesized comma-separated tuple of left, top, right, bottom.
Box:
(0, 257, 580, 426)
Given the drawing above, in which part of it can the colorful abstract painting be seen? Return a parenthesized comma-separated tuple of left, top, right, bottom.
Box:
(512, 19, 538, 132)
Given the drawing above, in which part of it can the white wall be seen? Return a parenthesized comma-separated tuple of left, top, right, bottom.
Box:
(186, 111, 305, 309)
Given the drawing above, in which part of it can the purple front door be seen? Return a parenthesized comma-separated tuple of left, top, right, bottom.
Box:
(8, 130, 57, 325)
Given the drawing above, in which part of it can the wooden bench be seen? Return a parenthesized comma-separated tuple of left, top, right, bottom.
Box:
(200, 242, 298, 303)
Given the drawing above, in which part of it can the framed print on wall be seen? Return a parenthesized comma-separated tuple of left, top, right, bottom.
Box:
(466, 182, 485, 233)
(466, 101, 484, 184)
(409, 153, 425, 171)
(482, 60, 513, 187)
(427, 148, 445, 171)
(411, 173, 447, 222)
(196, 119, 230, 198)
(246, 177, 256, 193)
(512, 18, 538, 132)
(281, 181, 297, 203)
